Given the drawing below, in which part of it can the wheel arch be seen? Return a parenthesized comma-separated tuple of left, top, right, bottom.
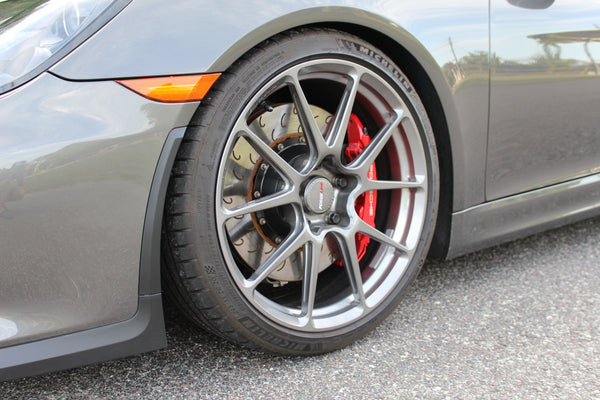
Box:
(205, 17, 456, 258)
(153, 11, 461, 300)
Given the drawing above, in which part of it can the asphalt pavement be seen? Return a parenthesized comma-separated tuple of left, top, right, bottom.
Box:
(2, 217, 599, 399)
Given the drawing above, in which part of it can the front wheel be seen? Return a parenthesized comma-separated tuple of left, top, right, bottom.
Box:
(162, 29, 439, 354)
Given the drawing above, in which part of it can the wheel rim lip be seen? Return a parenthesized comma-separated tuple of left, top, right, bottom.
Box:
(215, 57, 430, 332)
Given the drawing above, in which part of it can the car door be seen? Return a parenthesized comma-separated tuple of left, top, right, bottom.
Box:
(487, 0, 600, 200)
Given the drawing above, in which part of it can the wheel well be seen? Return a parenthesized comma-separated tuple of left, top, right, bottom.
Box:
(304, 22, 453, 258)
(161, 23, 454, 262)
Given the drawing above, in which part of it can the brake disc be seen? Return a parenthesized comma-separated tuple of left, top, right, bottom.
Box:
(222, 103, 338, 284)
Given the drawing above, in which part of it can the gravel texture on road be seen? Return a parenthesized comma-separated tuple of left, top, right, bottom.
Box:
(2, 217, 599, 399)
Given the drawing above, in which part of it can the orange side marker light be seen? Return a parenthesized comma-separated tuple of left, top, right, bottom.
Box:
(117, 73, 221, 103)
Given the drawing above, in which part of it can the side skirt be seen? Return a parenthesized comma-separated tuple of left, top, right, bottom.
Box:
(448, 173, 600, 258)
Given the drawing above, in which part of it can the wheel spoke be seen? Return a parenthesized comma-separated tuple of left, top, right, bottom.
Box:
(359, 175, 426, 194)
(326, 73, 361, 153)
(348, 112, 404, 173)
(300, 240, 322, 322)
(287, 74, 328, 162)
(223, 178, 251, 197)
(244, 230, 307, 290)
(221, 190, 296, 220)
(356, 220, 410, 254)
(239, 125, 303, 183)
(227, 214, 255, 243)
(335, 233, 366, 307)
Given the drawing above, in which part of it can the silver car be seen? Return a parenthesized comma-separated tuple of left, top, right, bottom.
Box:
(1, 0, 599, 380)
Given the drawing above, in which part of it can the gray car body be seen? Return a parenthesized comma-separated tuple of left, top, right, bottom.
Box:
(1, 0, 599, 380)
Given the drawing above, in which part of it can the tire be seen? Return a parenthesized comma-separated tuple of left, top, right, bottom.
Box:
(162, 28, 439, 354)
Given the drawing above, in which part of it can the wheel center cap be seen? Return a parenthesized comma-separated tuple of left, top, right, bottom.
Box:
(303, 177, 334, 214)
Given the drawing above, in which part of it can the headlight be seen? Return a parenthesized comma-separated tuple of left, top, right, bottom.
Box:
(0, 0, 126, 94)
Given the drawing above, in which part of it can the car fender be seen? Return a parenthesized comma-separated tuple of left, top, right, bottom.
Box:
(50, 0, 490, 215)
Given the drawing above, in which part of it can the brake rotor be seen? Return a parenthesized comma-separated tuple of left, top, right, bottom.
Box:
(222, 103, 337, 283)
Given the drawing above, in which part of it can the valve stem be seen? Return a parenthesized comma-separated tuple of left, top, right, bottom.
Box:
(260, 100, 274, 112)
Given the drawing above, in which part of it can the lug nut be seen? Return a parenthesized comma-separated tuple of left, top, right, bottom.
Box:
(277, 143, 285, 151)
(260, 163, 268, 171)
(259, 218, 266, 225)
(274, 237, 282, 244)
(334, 176, 348, 189)
(299, 136, 306, 143)
(326, 212, 341, 225)
(253, 190, 261, 198)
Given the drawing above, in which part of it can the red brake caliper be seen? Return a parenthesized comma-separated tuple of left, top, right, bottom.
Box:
(346, 114, 377, 261)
